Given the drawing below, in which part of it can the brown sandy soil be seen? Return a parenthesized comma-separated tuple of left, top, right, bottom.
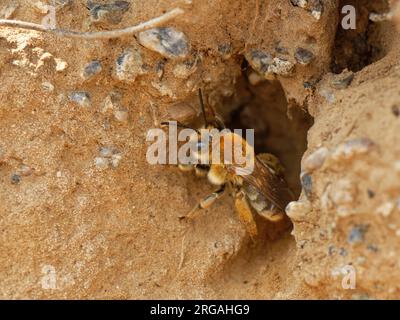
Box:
(0, 0, 399, 299)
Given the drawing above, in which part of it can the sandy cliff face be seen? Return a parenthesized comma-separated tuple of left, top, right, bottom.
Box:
(0, 0, 399, 299)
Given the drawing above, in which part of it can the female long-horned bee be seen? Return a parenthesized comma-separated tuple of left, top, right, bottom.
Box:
(161, 89, 294, 238)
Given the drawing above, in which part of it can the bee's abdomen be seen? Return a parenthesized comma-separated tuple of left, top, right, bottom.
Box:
(243, 184, 284, 222)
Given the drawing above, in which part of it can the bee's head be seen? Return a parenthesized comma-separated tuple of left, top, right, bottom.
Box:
(191, 129, 215, 164)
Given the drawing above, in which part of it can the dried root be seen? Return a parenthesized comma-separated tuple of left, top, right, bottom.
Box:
(0, 8, 184, 39)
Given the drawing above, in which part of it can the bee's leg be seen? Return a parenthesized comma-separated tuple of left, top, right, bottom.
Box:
(258, 204, 286, 222)
(180, 185, 225, 220)
(234, 190, 258, 239)
(178, 164, 210, 178)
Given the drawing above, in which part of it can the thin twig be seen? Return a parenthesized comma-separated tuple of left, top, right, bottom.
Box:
(178, 234, 186, 270)
(0, 8, 184, 39)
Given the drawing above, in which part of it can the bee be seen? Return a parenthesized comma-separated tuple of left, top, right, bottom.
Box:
(161, 89, 294, 238)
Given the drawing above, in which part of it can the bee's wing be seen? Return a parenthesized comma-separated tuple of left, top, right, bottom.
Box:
(228, 157, 295, 212)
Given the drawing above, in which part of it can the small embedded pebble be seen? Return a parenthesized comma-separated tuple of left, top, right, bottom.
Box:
(101, 92, 121, 113)
(328, 245, 336, 255)
(95, 157, 109, 170)
(87, 1, 130, 25)
(319, 88, 335, 103)
(367, 244, 378, 252)
(275, 45, 289, 55)
(303, 81, 315, 90)
(331, 138, 375, 161)
(96, 147, 122, 169)
(54, 58, 68, 72)
(110, 153, 122, 168)
(268, 57, 294, 76)
(151, 81, 175, 98)
(245, 50, 294, 77)
(392, 105, 399, 117)
(291, 0, 308, 9)
(115, 48, 146, 82)
(311, 2, 323, 20)
(331, 71, 354, 89)
(294, 48, 314, 65)
(300, 172, 313, 198)
(114, 109, 129, 122)
(367, 189, 375, 199)
(303, 147, 329, 173)
(348, 224, 369, 244)
(11, 173, 21, 184)
(369, 12, 393, 22)
(99, 146, 113, 158)
(172, 61, 197, 79)
(285, 200, 311, 221)
(291, 0, 322, 20)
(356, 256, 366, 265)
(18, 165, 33, 176)
(42, 81, 55, 92)
(69, 92, 91, 107)
(330, 179, 356, 205)
(138, 27, 190, 59)
(245, 50, 272, 75)
(218, 43, 232, 59)
(155, 61, 165, 79)
(54, 0, 72, 9)
(339, 247, 347, 256)
(375, 201, 395, 217)
(33, 1, 49, 14)
(81, 60, 102, 80)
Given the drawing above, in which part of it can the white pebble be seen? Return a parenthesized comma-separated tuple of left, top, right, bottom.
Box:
(376, 201, 395, 217)
(54, 58, 68, 72)
(95, 157, 109, 169)
(42, 81, 54, 92)
(268, 57, 294, 76)
(138, 27, 190, 59)
(115, 48, 146, 83)
(110, 154, 122, 168)
(172, 62, 196, 79)
(114, 109, 129, 122)
(285, 200, 311, 221)
(303, 147, 329, 172)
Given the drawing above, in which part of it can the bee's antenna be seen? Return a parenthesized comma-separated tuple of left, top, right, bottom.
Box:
(198, 88, 209, 127)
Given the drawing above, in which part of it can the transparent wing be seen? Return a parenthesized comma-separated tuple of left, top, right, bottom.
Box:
(227, 156, 294, 212)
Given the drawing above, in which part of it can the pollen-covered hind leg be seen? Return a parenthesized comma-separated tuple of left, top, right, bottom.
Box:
(234, 191, 258, 238)
(180, 185, 225, 220)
